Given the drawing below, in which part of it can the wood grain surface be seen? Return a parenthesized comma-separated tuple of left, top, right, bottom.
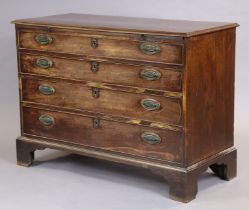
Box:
(21, 77, 182, 125)
(18, 30, 184, 65)
(12, 13, 238, 37)
(20, 52, 182, 92)
(13, 14, 238, 203)
(22, 106, 183, 163)
(183, 28, 236, 165)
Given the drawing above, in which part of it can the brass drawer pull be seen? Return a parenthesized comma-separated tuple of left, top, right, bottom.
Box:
(92, 87, 100, 98)
(91, 38, 98, 48)
(35, 34, 53, 45)
(139, 42, 161, 55)
(91, 61, 99, 73)
(141, 99, 160, 111)
(38, 84, 55, 95)
(140, 68, 161, 81)
(36, 58, 53, 69)
(93, 118, 100, 128)
(141, 132, 161, 145)
(39, 115, 55, 126)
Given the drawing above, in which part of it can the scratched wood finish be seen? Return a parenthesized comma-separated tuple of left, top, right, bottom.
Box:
(22, 106, 183, 163)
(21, 103, 182, 132)
(12, 13, 238, 37)
(21, 77, 182, 125)
(20, 53, 182, 92)
(183, 28, 236, 166)
(13, 14, 238, 203)
(18, 30, 184, 65)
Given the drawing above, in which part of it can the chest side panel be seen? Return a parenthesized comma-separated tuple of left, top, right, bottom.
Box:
(183, 28, 236, 166)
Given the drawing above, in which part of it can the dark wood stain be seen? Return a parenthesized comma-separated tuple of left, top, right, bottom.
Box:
(183, 28, 236, 166)
(21, 77, 182, 125)
(20, 52, 182, 92)
(21, 102, 182, 132)
(22, 106, 183, 163)
(18, 29, 184, 65)
(13, 13, 238, 203)
(12, 13, 238, 37)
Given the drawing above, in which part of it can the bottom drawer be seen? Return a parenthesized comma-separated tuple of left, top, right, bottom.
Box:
(22, 106, 183, 163)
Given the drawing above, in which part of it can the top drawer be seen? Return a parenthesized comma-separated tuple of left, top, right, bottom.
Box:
(18, 30, 184, 65)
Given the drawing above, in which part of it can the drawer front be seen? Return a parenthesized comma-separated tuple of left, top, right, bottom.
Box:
(18, 31, 184, 65)
(21, 78, 182, 125)
(22, 106, 183, 163)
(20, 53, 182, 92)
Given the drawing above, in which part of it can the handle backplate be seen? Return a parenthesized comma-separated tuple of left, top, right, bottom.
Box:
(36, 58, 53, 69)
(39, 115, 54, 126)
(141, 99, 160, 111)
(140, 68, 161, 81)
(141, 132, 161, 145)
(35, 34, 53, 45)
(139, 42, 161, 55)
(39, 84, 55, 95)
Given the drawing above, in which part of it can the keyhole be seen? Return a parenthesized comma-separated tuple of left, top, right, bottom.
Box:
(93, 118, 100, 128)
(92, 87, 100, 98)
(91, 38, 98, 48)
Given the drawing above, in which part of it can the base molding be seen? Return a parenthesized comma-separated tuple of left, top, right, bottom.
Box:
(16, 136, 237, 203)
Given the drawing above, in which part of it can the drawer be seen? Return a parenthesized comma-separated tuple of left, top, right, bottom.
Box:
(18, 31, 184, 65)
(20, 53, 182, 92)
(22, 106, 183, 163)
(21, 77, 182, 125)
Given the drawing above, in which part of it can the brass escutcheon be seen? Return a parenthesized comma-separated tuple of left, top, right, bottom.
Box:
(91, 61, 99, 73)
(91, 38, 98, 48)
(93, 118, 100, 128)
(92, 87, 100, 98)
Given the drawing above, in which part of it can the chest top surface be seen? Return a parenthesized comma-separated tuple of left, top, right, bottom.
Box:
(12, 13, 238, 37)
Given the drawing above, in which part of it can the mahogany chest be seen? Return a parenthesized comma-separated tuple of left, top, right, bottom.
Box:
(12, 13, 238, 202)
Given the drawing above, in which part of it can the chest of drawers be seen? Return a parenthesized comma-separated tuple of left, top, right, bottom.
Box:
(12, 13, 238, 202)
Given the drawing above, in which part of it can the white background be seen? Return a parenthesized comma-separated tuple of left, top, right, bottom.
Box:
(0, 0, 248, 209)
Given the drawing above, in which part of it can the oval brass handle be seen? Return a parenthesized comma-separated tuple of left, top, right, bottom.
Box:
(141, 132, 161, 145)
(36, 58, 53, 69)
(141, 99, 160, 111)
(39, 115, 55, 126)
(139, 43, 161, 55)
(35, 34, 53, 45)
(38, 84, 55, 95)
(140, 68, 161, 81)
